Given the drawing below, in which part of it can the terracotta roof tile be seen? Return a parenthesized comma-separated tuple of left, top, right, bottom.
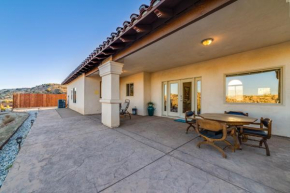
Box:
(62, 0, 165, 84)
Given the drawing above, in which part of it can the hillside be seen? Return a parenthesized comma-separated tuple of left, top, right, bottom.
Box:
(0, 84, 67, 101)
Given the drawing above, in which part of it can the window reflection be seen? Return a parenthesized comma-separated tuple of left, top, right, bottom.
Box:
(182, 82, 192, 113)
(228, 80, 243, 101)
(196, 80, 201, 114)
(226, 69, 281, 104)
(170, 83, 178, 112)
(126, 83, 134, 96)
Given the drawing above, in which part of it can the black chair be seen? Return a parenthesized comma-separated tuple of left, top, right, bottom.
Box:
(185, 111, 197, 134)
(238, 117, 272, 156)
(120, 99, 131, 119)
(224, 111, 248, 117)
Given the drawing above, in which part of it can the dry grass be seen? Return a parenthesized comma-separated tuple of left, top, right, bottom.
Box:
(0, 112, 29, 148)
(2, 114, 15, 126)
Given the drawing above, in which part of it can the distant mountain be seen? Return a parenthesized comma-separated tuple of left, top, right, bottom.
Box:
(0, 84, 67, 101)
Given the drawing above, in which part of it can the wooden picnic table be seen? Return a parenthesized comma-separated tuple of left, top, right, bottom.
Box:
(199, 113, 258, 149)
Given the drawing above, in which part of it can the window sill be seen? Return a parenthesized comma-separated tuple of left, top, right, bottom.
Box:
(224, 102, 284, 106)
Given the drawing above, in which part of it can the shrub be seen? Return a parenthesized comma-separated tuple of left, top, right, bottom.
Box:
(5, 99, 12, 103)
(53, 88, 61, 94)
(2, 115, 15, 125)
(0, 104, 5, 112)
(148, 102, 154, 106)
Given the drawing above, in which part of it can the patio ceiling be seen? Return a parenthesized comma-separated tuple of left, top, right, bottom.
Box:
(120, 0, 290, 77)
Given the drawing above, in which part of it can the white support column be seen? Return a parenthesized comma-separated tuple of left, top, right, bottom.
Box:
(99, 61, 124, 128)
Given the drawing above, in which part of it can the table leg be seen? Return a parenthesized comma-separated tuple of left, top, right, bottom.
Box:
(230, 127, 242, 150)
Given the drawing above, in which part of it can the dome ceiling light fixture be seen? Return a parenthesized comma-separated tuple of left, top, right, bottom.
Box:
(201, 38, 214, 46)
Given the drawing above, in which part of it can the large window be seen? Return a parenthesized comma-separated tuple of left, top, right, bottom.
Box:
(126, 83, 134, 96)
(225, 68, 281, 104)
(73, 88, 77, 103)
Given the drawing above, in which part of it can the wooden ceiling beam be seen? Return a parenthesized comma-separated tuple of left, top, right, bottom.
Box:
(102, 51, 115, 55)
(91, 58, 101, 62)
(133, 25, 151, 33)
(120, 35, 136, 42)
(154, 8, 173, 18)
(110, 43, 125, 50)
(95, 56, 107, 60)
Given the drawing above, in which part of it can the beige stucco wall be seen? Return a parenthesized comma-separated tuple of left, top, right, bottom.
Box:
(67, 74, 85, 115)
(84, 75, 102, 115)
(120, 72, 151, 116)
(150, 41, 290, 137)
(67, 74, 102, 115)
(144, 72, 151, 114)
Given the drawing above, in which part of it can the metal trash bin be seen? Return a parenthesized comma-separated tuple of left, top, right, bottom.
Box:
(132, 107, 137, 115)
(58, 99, 66, 108)
(148, 106, 154, 116)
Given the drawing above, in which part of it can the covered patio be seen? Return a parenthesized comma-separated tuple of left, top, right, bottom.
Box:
(63, 0, 290, 138)
(1, 108, 289, 193)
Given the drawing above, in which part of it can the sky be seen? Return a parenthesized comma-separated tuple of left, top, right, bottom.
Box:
(0, 0, 146, 89)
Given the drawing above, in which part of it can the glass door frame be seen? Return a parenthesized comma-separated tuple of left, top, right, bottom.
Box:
(168, 80, 180, 117)
(194, 77, 202, 115)
(162, 82, 168, 116)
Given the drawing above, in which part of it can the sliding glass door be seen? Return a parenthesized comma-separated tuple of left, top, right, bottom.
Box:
(162, 78, 196, 117)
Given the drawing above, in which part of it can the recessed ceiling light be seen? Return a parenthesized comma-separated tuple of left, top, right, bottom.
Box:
(201, 38, 214, 46)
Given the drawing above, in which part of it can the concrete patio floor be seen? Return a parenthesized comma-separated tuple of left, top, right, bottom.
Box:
(1, 109, 289, 193)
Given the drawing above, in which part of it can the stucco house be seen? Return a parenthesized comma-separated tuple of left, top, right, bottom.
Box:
(62, 0, 290, 137)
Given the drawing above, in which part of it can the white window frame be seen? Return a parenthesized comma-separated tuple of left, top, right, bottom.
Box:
(194, 77, 202, 114)
(126, 83, 134, 96)
(73, 88, 77, 103)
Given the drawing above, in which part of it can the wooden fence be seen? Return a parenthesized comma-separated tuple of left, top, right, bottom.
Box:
(13, 93, 66, 108)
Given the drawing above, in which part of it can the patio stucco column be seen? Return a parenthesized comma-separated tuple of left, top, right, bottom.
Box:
(99, 61, 124, 128)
